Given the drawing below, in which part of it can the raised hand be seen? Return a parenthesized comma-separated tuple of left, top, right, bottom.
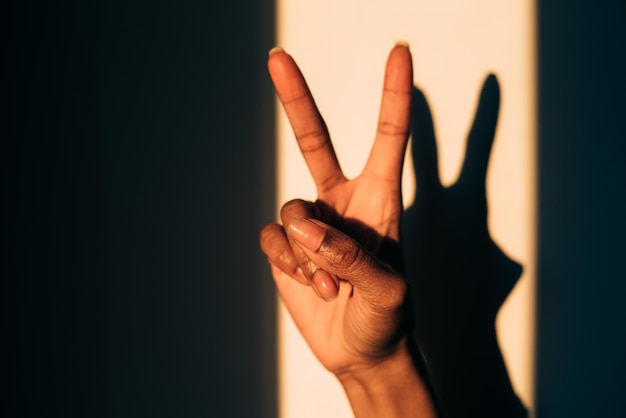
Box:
(402, 77, 527, 417)
(267, 43, 412, 268)
(261, 43, 412, 361)
(260, 44, 436, 417)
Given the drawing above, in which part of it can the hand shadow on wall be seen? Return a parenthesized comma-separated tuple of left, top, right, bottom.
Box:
(402, 76, 528, 418)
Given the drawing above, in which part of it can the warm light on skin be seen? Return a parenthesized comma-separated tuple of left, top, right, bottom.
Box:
(275, 1, 536, 416)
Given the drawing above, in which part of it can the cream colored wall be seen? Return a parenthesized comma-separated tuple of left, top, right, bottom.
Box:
(275, 1, 535, 416)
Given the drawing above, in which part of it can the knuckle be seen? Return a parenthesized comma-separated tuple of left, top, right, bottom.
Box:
(259, 223, 279, 247)
(328, 238, 362, 270)
(371, 278, 408, 314)
(295, 129, 329, 153)
(385, 279, 408, 308)
(259, 223, 301, 276)
(276, 248, 298, 275)
(377, 120, 407, 137)
(280, 199, 309, 220)
(314, 173, 344, 194)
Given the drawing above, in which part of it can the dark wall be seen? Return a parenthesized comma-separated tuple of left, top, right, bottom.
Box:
(536, 1, 626, 416)
(1, 1, 276, 417)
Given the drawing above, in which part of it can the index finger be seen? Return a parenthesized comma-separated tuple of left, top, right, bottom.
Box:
(268, 47, 346, 193)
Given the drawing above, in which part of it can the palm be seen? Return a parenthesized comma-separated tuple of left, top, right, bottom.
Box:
(267, 45, 412, 373)
(319, 175, 402, 252)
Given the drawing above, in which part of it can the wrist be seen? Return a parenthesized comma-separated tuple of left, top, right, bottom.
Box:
(336, 338, 437, 418)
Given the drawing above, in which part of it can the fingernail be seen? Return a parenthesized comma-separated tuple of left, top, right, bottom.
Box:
(395, 40, 410, 48)
(288, 218, 324, 252)
(268, 46, 285, 56)
(312, 270, 338, 301)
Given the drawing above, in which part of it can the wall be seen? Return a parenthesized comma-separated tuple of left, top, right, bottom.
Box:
(1, 1, 277, 417)
(276, 1, 535, 416)
(535, 1, 626, 416)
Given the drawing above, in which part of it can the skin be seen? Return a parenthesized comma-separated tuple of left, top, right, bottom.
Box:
(259, 44, 437, 418)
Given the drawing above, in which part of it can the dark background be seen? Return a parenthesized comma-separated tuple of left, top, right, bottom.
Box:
(535, 1, 626, 416)
(2, 1, 277, 417)
(1, 0, 624, 417)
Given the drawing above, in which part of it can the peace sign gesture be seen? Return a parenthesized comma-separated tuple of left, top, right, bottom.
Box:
(266, 42, 412, 289)
(260, 44, 436, 418)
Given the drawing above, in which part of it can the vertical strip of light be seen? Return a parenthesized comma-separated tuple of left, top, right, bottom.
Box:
(275, 1, 536, 416)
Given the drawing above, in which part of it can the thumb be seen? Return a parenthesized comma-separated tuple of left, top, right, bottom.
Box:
(288, 218, 406, 305)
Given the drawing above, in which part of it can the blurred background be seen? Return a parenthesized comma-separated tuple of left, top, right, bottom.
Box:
(1, 1, 624, 417)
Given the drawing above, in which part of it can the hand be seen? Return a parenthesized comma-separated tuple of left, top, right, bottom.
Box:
(267, 43, 413, 270)
(260, 44, 436, 417)
(261, 202, 409, 374)
(402, 77, 526, 417)
(262, 43, 413, 370)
